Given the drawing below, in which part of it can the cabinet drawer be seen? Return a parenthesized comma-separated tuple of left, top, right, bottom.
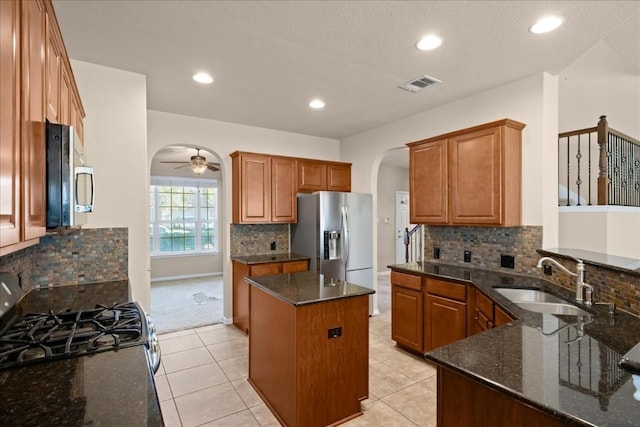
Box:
(249, 262, 281, 276)
(426, 278, 466, 302)
(282, 259, 309, 273)
(391, 271, 422, 291)
(475, 289, 494, 320)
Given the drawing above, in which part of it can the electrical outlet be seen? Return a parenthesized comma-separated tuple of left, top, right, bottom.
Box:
(500, 255, 515, 269)
(543, 264, 553, 275)
(328, 327, 342, 338)
(433, 247, 440, 259)
(464, 250, 471, 263)
(270, 241, 276, 251)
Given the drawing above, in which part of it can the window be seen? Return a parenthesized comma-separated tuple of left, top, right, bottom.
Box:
(149, 176, 218, 255)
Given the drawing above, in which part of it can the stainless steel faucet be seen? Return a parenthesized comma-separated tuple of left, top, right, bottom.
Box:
(536, 256, 593, 305)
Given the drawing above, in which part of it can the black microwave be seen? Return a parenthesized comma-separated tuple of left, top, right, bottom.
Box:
(46, 122, 95, 228)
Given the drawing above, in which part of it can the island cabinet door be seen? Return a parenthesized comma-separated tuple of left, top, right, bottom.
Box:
(391, 284, 423, 352)
(424, 294, 466, 351)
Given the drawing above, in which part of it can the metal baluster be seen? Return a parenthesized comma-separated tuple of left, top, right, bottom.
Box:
(576, 135, 583, 205)
(588, 132, 592, 205)
(566, 136, 571, 206)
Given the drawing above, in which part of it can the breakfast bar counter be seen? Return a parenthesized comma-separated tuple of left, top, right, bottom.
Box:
(246, 271, 374, 427)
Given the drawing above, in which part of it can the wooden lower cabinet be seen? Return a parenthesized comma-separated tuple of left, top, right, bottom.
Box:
(424, 294, 467, 351)
(249, 285, 368, 427)
(391, 284, 423, 352)
(232, 259, 309, 334)
(437, 366, 567, 427)
(390, 270, 516, 352)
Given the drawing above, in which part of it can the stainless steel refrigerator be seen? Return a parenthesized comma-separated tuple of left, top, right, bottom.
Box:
(291, 191, 374, 314)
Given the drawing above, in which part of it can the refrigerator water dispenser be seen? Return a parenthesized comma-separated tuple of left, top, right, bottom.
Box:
(324, 230, 341, 260)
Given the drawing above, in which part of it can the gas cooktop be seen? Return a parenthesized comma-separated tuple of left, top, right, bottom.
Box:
(0, 302, 148, 370)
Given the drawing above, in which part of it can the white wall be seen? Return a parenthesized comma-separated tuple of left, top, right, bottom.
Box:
(559, 207, 640, 259)
(341, 72, 560, 282)
(147, 110, 340, 320)
(150, 254, 221, 280)
(560, 40, 640, 137)
(376, 164, 409, 272)
(71, 60, 151, 310)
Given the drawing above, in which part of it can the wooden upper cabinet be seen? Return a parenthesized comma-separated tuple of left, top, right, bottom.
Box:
(297, 159, 351, 192)
(59, 63, 71, 125)
(45, 12, 62, 123)
(409, 139, 448, 224)
(231, 152, 297, 224)
(70, 91, 84, 143)
(297, 159, 326, 192)
(0, 0, 21, 248)
(271, 156, 297, 223)
(21, 0, 47, 242)
(326, 162, 351, 192)
(408, 119, 525, 226)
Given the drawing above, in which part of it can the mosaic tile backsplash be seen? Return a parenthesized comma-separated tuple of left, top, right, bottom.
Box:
(423, 225, 543, 275)
(230, 224, 289, 256)
(540, 256, 640, 317)
(0, 228, 128, 295)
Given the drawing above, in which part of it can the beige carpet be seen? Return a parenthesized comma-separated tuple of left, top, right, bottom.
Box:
(150, 276, 223, 333)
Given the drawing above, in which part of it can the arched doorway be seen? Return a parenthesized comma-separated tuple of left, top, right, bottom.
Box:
(149, 146, 224, 333)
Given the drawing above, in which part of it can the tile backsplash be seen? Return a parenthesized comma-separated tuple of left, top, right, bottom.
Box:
(230, 224, 289, 256)
(0, 228, 128, 294)
(423, 225, 543, 275)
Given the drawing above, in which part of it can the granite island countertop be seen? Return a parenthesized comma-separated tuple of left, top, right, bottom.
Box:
(245, 271, 374, 306)
(231, 252, 310, 265)
(0, 280, 163, 427)
(387, 261, 640, 427)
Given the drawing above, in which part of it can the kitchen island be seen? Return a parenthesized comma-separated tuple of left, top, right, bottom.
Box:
(388, 262, 640, 427)
(246, 271, 374, 427)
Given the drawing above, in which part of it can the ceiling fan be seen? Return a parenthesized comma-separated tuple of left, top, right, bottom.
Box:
(160, 148, 219, 174)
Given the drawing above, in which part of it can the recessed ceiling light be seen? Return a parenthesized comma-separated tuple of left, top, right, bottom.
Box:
(192, 72, 214, 84)
(529, 16, 564, 34)
(416, 35, 442, 51)
(309, 99, 325, 109)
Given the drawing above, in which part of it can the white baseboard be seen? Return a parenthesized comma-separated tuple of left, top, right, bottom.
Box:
(221, 315, 233, 325)
(377, 270, 391, 276)
(151, 272, 222, 283)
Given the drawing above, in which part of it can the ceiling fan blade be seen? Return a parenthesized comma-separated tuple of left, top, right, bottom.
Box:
(206, 163, 220, 172)
(160, 161, 190, 164)
(174, 164, 190, 169)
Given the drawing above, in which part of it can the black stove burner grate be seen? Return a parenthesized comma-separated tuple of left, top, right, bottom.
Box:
(0, 302, 147, 370)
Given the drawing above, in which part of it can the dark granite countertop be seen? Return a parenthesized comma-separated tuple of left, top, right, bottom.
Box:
(387, 262, 640, 427)
(0, 280, 163, 426)
(245, 271, 374, 306)
(231, 252, 310, 265)
(538, 247, 640, 275)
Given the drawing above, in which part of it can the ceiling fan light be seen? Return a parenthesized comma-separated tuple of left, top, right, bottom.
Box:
(191, 159, 208, 174)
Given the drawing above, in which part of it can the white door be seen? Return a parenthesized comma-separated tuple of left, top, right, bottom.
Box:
(395, 191, 411, 263)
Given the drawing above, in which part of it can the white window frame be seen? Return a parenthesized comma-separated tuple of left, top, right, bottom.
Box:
(149, 175, 219, 257)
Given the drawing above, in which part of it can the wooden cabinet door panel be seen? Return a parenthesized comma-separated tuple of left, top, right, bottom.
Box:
(21, 0, 46, 241)
(391, 285, 423, 352)
(0, 0, 21, 247)
(282, 259, 309, 273)
(250, 262, 282, 276)
(59, 64, 71, 125)
(241, 154, 271, 223)
(425, 294, 466, 351)
(495, 305, 515, 327)
(271, 156, 297, 222)
(45, 12, 61, 123)
(410, 139, 448, 224)
(326, 163, 351, 192)
(449, 126, 502, 225)
(297, 160, 326, 192)
(232, 261, 250, 334)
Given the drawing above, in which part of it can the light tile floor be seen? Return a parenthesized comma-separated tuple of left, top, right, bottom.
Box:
(155, 276, 437, 426)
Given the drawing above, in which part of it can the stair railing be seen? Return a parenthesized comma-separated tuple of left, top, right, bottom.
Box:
(558, 116, 640, 207)
(403, 224, 423, 263)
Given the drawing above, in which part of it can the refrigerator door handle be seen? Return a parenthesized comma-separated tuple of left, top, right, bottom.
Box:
(341, 205, 350, 267)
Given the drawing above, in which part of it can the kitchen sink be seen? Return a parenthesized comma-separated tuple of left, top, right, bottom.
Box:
(494, 287, 590, 316)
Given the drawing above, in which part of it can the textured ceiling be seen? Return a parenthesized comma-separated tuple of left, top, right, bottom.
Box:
(53, 1, 640, 141)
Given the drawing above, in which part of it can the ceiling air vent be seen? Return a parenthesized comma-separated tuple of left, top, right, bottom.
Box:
(399, 75, 442, 93)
